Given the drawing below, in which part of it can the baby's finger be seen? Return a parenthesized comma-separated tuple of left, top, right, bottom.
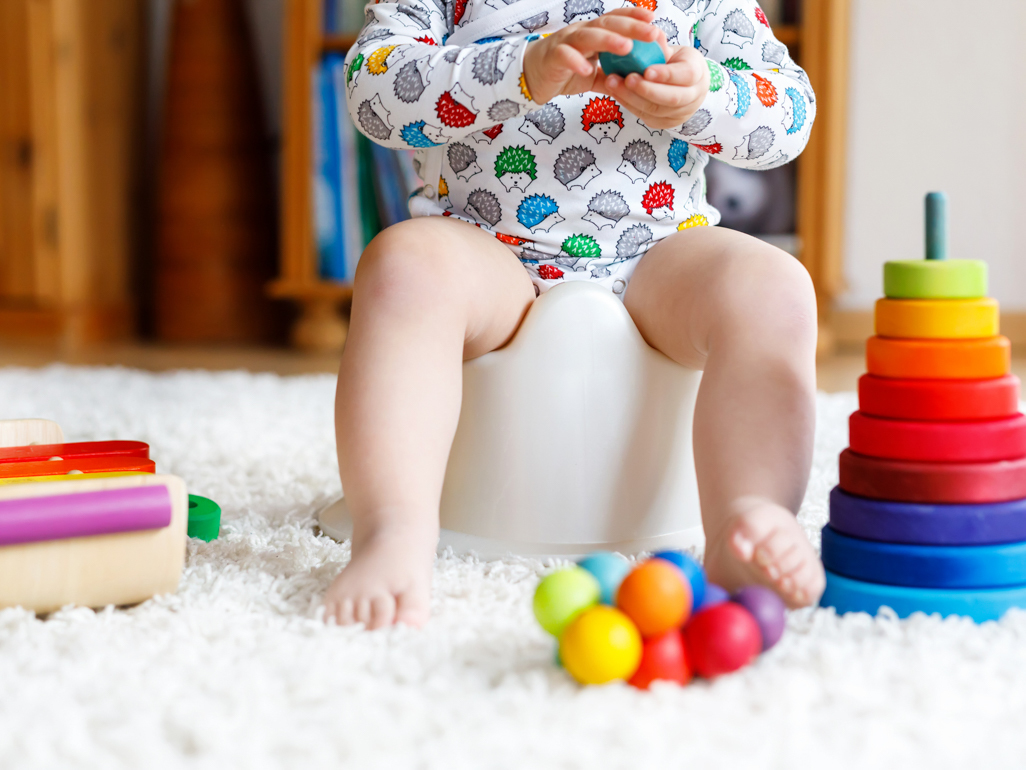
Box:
(562, 26, 634, 59)
(624, 72, 703, 110)
(600, 74, 662, 119)
(643, 46, 705, 85)
(598, 5, 656, 22)
(591, 12, 661, 43)
(551, 40, 597, 77)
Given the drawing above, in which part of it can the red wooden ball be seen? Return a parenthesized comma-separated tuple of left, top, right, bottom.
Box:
(684, 602, 762, 677)
(628, 629, 694, 689)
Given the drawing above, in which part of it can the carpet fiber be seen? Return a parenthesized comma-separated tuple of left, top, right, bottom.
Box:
(1, 365, 1024, 769)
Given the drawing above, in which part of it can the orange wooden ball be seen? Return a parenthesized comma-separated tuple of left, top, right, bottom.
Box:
(616, 559, 692, 638)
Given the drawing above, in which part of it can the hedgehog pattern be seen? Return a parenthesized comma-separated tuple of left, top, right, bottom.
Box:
(564, 0, 604, 24)
(494, 146, 538, 192)
(653, 17, 679, 44)
(618, 140, 657, 183)
(465, 188, 501, 226)
(553, 146, 599, 190)
(583, 190, 629, 229)
(720, 9, 755, 48)
(344, 0, 814, 289)
(520, 103, 565, 144)
(448, 142, 482, 181)
(582, 97, 625, 143)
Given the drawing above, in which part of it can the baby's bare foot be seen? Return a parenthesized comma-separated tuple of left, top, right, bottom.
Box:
(323, 519, 437, 629)
(704, 497, 825, 609)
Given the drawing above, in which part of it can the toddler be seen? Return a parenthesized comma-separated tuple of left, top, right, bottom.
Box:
(325, 0, 824, 628)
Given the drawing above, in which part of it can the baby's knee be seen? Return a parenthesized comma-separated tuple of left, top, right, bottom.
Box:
(354, 220, 465, 305)
(721, 245, 817, 345)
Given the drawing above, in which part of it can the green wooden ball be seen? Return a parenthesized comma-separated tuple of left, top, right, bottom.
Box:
(533, 567, 601, 637)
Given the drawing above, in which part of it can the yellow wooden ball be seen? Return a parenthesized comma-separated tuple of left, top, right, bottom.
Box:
(559, 605, 642, 685)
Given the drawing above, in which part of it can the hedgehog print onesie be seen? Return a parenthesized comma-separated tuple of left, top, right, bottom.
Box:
(345, 0, 814, 295)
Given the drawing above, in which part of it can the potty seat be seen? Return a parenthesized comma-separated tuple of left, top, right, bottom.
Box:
(319, 282, 704, 558)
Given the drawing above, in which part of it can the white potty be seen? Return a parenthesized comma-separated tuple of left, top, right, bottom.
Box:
(319, 282, 704, 558)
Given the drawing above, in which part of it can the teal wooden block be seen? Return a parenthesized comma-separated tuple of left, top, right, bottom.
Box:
(599, 40, 665, 77)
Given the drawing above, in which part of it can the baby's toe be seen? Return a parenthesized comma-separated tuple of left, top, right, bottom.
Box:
(370, 594, 397, 629)
(395, 588, 431, 628)
(340, 598, 356, 625)
(771, 541, 806, 579)
(322, 600, 339, 625)
(787, 558, 826, 608)
(753, 529, 800, 580)
(356, 597, 374, 626)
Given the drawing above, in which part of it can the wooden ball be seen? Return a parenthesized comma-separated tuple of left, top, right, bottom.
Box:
(559, 606, 642, 685)
(628, 629, 693, 689)
(616, 559, 692, 638)
(533, 567, 600, 637)
(684, 603, 762, 677)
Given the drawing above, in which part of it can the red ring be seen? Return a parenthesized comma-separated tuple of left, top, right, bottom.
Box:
(849, 411, 1026, 463)
(858, 374, 1021, 421)
(839, 449, 1026, 504)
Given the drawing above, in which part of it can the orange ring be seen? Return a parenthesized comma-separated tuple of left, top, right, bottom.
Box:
(866, 336, 1010, 379)
(874, 298, 999, 339)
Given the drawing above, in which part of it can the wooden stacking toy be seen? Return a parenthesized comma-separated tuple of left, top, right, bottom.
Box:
(820, 193, 1026, 622)
(533, 550, 785, 687)
(0, 419, 221, 612)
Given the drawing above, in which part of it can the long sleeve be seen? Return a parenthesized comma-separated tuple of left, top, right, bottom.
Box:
(343, 0, 539, 150)
(677, 0, 816, 170)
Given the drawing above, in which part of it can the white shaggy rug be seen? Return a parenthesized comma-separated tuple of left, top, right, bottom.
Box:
(1, 365, 1025, 769)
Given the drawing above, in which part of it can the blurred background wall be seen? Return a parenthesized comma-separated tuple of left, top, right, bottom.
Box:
(840, 0, 1026, 311)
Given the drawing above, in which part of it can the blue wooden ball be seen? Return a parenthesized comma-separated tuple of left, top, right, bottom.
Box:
(599, 40, 666, 78)
(577, 551, 631, 605)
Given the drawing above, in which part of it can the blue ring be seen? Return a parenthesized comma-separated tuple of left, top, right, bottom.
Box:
(821, 525, 1026, 588)
(821, 570, 1026, 622)
(829, 487, 1026, 545)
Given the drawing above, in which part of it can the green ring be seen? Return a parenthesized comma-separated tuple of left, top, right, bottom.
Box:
(187, 494, 221, 541)
(883, 260, 988, 299)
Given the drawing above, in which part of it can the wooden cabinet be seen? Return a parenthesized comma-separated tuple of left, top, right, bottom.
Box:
(0, 0, 144, 346)
(275, 0, 850, 353)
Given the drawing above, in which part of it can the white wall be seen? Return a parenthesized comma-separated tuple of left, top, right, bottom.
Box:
(840, 0, 1026, 310)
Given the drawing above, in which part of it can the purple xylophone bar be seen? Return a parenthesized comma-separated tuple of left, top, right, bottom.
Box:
(0, 485, 173, 546)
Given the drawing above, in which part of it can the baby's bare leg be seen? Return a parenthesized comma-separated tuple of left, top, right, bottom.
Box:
(324, 217, 534, 628)
(625, 226, 824, 608)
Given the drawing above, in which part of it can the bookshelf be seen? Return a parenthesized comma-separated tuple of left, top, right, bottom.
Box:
(274, 1, 848, 353)
(273, 0, 356, 351)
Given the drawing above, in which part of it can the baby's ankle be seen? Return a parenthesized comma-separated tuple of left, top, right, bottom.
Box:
(351, 509, 439, 550)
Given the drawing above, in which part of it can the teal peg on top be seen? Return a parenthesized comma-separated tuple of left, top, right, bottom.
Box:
(925, 192, 948, 261)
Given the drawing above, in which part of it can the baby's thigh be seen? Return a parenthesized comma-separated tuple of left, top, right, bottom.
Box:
(624, 226, 816, 368)
(353, 216, 535, 357)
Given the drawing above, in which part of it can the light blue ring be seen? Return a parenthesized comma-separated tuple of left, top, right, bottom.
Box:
(821, 570, 1026, 622)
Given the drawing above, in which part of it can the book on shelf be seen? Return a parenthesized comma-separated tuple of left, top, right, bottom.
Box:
(313, 53, 420, 283)
(312, 55, 345, 281)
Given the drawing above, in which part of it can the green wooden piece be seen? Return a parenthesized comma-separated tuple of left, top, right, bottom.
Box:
(883, 259, 988, 299)
(187, 494, 221, 541)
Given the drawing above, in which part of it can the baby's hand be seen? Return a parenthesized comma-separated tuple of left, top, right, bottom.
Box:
(596, 45, 710, 130)
(522, 7, 664, 105)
